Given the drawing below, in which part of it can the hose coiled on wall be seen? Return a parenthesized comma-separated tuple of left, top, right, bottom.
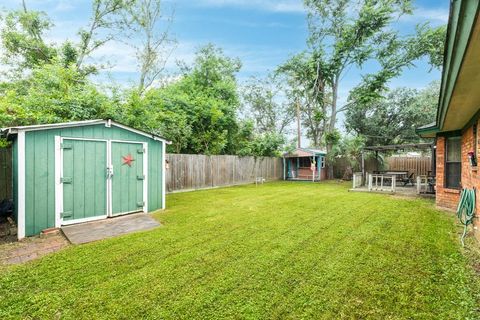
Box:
(456, 188, 476, 246)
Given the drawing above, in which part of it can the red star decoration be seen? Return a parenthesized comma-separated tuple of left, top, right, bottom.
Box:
(122, 154, 135, 167)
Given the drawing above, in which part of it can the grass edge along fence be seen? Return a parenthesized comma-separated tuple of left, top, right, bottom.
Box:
(166, 154, 283, 193)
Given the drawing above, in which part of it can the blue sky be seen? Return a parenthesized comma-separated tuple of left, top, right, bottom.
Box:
(1, 0, 449, 83)
(1, 0, 450, 137)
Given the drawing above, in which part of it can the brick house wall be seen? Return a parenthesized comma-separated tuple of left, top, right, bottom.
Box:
(435, 121, 480, 241)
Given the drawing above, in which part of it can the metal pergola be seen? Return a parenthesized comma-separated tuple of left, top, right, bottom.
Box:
(361, 142, 435, 178)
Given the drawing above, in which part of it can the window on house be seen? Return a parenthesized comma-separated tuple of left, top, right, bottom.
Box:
(320, 156, 325, 168)
(298, 157, 311, 168)
(473, 124, 477, 159)
(445, 136, 461, 189)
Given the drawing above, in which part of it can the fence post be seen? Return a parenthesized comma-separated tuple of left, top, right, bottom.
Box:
(353, 173, 357, 189)
(368, 174, 372, 191)
(392, 175, 396, 193)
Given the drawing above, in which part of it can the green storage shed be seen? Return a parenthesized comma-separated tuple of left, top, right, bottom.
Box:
(1, 119, 169, 239)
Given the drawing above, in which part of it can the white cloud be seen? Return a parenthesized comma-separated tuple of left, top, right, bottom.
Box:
(187, 0, 305, 13)
(88, 41, 138, 73)
(401, 7, 449, 24)
(53, 0, 76, 12)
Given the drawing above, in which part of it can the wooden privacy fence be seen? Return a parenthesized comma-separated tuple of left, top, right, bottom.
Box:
(333, 156, 432, 179)
(166, 154, 283, 192)
(0, 148, 12, 200)
(387, 157, 432, 177)
(333, 157, 378, 179)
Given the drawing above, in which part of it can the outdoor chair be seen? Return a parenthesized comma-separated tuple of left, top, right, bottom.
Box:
(427, 177, 436, 194)
(401, 173, 415, 186)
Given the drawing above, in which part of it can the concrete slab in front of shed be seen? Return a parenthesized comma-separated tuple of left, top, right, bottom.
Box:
(62, 213, 160, 244)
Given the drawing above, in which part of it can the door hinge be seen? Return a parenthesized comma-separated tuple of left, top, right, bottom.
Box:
(137, 201, 145, 207)
(137, 148, 145, 154)
(60, 177, 72, 184)
(136, 175, 145, 180)
(61, 211, 72, 218)
(61, 143, 72, 150)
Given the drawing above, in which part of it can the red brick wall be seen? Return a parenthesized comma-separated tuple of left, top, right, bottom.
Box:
(321, 166, 327, 180)
(297, 167, 328, 180)
(436, 122, 480, 241)
(435, 136, 461, 210)
(297, 167, 314, 178)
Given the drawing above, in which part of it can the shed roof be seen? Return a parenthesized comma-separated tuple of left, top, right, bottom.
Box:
(1, 119, 171, 144)
(283, 147, 327, 158)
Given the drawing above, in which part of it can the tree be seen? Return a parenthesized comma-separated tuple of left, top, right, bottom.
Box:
(283, 0, 446, 177)
(76, 0, 127, 72)
(113, 44, 246, 155)
(121, 0, 176, 93)
(242, 75, 295, 136)
(237, 132, 285, 157)
(0, 59, 110, 129)
(1, 0, 128, 76)
(170, 44, 243, 154)
(108, 88, 192, 153)
(277, 51, 329, 147)
(0, 2, 56, 74)
(345, 81, 439, 146)
(329, 135, 366, 179)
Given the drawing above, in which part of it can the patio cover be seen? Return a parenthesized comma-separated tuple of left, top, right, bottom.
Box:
(361, 142, 435, 177)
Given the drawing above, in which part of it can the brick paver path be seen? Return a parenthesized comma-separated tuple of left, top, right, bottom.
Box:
(0, 233, 69, 265)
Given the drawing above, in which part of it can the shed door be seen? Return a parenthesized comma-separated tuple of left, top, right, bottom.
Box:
(111, 141, 145, 216)
(62, 139, 107, 223)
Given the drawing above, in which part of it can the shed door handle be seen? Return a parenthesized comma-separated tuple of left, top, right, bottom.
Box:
(106, 166, 114, 179)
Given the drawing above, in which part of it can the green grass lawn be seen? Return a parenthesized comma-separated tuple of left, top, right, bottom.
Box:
(0, 181, 479, 319)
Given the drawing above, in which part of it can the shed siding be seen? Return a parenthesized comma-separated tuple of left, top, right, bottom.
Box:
(12, 140, 18, 222)
(23, 124, 163, 236)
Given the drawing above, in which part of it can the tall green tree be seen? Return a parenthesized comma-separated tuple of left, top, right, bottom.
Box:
(242, 75, 295, 136)
(113, 44, 247, 155)
(345, 81, 439, 146)
(1, 0, 129, 77)
(108, 88, 192, 153)
(330, 135, 366, 179)
(277, 51, 329, 147)
(280, 0, 446, 177)
(75, 0, 128, 72)
(121, 0, 176, 93)
(0, 2, 56, 74)
(0, 59, 110, 128)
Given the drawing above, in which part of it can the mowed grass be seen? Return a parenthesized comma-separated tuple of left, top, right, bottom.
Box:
(0, 181, 479, 319)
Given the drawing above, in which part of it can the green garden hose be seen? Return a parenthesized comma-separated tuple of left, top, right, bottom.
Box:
(456, 188, 476, 246)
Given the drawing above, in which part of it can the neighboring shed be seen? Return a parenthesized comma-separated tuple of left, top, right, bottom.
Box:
(283, 148, 327, 181)
(1, 119, 169, 239)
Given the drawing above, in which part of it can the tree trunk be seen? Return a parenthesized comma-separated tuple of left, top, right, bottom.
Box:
(330, 75, 339, 132)
(296, 100, 301, 148)
(326, 75, 339, 179)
